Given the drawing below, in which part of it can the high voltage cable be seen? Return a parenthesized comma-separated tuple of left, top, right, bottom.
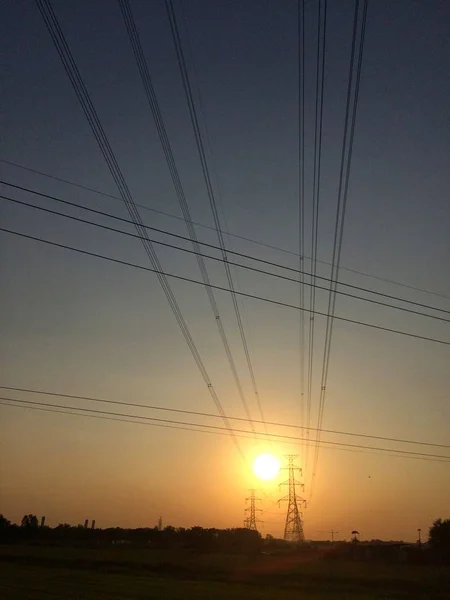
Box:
(34, 0, 243, 460)
(118, 0, 257, 436)
(298, 0, 306, 459)
(0, 401, 399, 482)
(307, 0, 328, 478)
(2, 397, 450, 462)
(2, 183, 449, 321)
(165, 0, 267, 432)
(0, 402, 235, 438)
(2, 161, 448, 303)
(175, 2, 269, 441)
(3, 400, 449, 465)
(2, 225, 450, 348)
(5, 194, 450, 326)
(311, 0, 368, 502)
(312, 0, 368, 496)
(2, 385, 450, 450)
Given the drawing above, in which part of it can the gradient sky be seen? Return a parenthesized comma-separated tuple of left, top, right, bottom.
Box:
(1, 0, 449, 541)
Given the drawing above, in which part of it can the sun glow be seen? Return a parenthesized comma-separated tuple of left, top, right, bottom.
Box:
(253, 453, 280, 481)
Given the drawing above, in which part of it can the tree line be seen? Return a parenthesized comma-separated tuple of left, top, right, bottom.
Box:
(0, 514, 261, 553)
(0, 514, 448, 562)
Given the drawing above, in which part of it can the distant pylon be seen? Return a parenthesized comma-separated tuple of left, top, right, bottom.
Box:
(279, 455, 306, 542)
(244, 489, 262, 531)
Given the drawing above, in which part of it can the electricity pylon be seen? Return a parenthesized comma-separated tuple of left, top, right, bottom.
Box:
(317, 529, 339, 542)
(244, 489, 262, 531)
(279, 455, 306, 542)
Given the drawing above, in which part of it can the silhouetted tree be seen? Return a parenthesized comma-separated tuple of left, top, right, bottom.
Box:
(163, 525, 176, 534)
(21, 514, 39, 528)
(429, 518, 450, 563)
(0, 514, 11, 530)
(1, 516, 262, 553)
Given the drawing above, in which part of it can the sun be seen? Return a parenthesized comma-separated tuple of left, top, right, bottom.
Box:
(253, 453, 280, 481)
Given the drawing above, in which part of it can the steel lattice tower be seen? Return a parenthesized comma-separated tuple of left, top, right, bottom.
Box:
(244, 489, 262, 531)
(279, 455, 306, 542)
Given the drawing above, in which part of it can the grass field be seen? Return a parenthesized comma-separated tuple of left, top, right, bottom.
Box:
(1, 545, 449, 599)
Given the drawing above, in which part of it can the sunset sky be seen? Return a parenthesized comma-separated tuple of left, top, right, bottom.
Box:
(1, 0, 449, 542)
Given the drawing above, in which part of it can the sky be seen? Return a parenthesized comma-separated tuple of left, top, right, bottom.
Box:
(1, 0, 449, 542)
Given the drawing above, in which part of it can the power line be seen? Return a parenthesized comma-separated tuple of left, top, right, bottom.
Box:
(306, 0, 328, 477)
(2, 158, 448, 303)
(3, 400, 449, 466)
(2, 184, 449, 323)
(3, 384, 449, 450)
(175, 2, 270, 440)
(2, 396, 450, 462)
(34, 0, 243, 459)
(311, 0, 368, 502)
(5, 192, 450, 326)
(298, 0, 306, 459)
(0, 402, 236, 438)
(118, 0, 257, 435)
(2, 225, 450, 347)
(165, 0, 267, 431)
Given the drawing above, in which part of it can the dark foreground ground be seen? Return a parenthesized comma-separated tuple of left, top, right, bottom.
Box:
(1, 545, 449, 599)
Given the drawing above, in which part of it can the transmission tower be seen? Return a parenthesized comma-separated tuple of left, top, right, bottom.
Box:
(244, 489, 262, 531)
(317, 529, 339, 542)
(279, 455, 306, 542)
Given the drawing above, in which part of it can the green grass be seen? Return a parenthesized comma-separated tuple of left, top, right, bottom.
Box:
(0, 563, 407, 600)
(1, 545, 449, 599)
